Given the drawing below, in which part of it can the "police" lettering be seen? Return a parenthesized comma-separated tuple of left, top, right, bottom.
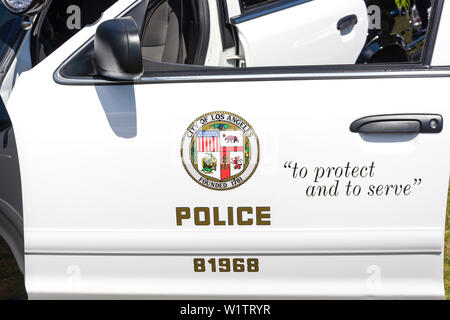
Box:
(176, 207, 271, 226)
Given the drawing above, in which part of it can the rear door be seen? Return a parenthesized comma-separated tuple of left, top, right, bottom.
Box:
(229, 0, 369, 66)
(6, 0, 449, 298)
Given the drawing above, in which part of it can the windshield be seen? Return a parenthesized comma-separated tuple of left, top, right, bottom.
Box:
(0, 3, 22, 71)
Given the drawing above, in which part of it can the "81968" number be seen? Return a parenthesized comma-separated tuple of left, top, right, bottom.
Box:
(193, 258, 259, 273)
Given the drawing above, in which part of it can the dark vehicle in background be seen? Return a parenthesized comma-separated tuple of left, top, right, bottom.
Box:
(358, 0, 432, 63)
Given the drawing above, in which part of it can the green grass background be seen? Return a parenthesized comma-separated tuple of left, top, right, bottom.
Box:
(445, 182, 449, 299)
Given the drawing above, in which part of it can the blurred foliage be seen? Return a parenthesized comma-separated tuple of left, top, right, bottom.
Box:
(395, 0, 411, 9)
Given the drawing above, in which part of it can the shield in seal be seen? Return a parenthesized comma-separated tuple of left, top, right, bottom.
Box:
(181, 111, 260, 191)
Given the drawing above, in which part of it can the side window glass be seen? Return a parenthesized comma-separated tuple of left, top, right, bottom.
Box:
(58, 0, 441, 82)
(231, 0, 436, 67)
(140, 0, 206, 65)
(138, 0, 436, 69)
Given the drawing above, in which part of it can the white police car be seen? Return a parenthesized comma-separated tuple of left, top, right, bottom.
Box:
(0, 0, 449, 299)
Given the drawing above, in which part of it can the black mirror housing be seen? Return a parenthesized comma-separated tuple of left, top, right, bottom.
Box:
(94, 17, 143, 80)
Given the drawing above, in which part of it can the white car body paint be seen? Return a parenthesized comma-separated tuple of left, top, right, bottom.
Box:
(233, 0, 369, 67)
(1, 0, 448, 299)
(432, 0, 450, 66)
(204, 0, 236, 67)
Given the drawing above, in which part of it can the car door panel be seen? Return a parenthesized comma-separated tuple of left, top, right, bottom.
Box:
(25, 253, 443, 299)
(3, 0, 449, 299)
(8, 66, 449, 298)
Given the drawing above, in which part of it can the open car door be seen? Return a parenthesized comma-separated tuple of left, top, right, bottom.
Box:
(228, 0, 369, 66)
(4, 0, 449, 299)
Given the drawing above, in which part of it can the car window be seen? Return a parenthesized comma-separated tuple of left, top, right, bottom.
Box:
(0, 3, 22, 70)
(57, 0, 443, 83)
(141, 0, 435, 66)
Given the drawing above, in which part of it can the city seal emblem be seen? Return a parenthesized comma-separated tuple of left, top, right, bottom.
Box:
(181, 111, 260, 190)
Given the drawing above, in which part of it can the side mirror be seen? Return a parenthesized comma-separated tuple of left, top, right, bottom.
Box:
(94, 17, 143, 80)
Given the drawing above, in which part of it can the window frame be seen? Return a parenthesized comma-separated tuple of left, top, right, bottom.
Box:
(54, 0, 446, 86)
(240, 0, 279, 10)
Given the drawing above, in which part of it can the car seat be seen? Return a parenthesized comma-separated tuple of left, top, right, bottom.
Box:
(141, 0, 187, 64)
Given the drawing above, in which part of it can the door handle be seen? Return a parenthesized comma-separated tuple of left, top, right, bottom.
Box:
(350, 114, 443, 134)
(337, 14, 358, 32)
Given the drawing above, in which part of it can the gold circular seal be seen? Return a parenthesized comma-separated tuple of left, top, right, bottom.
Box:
(181, 111, 260, 191)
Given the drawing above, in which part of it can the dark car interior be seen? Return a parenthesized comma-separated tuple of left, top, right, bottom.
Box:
(32, 0, 119, 66)
(33, 0, 210, 69)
